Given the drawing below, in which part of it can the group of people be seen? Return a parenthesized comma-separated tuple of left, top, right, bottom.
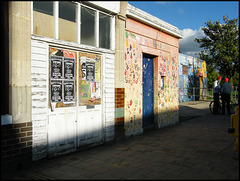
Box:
(212, 76, 233, 115)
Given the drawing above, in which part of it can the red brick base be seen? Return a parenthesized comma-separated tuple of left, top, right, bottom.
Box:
(1, 122, 32, 173)
(115, 88, 125, 138)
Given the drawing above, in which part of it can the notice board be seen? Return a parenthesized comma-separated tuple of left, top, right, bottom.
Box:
(79, 52, 101, 106)
(49, 48, 76, 108)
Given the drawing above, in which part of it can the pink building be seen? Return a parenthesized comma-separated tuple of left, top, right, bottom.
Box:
(115, 4, 183, 137)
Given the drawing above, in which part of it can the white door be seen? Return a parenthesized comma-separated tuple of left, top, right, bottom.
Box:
(48, 107, 77, 157)
(48, 50, 104, 156)
(47, 49, 77, 157)
(76, 52, 104, 147)
(77, 105, 103, 147)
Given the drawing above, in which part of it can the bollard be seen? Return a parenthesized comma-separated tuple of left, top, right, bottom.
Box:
(228, 105, 239, 151)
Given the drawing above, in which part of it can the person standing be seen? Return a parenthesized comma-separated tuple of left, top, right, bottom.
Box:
(221, 78, 233, 115)
(212, 76, 222, 114)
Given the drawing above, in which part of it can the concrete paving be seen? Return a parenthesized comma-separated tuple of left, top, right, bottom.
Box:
(2, 100, 239, 180)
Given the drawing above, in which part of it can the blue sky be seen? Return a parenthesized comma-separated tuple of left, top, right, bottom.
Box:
(128, 1, 239, 57)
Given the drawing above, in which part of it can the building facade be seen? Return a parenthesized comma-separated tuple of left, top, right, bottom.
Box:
(2, 1, 184, 173)
(179, 53, 208, 102)
(2, 1, 119, 172)
(114, 4, 183, 137)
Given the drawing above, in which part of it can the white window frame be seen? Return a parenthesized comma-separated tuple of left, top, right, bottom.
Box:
(53, 1, 59, 39)
(31, 1, 115, 50)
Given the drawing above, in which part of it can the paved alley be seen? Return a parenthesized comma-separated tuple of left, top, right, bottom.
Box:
(2, 101, 239, 180)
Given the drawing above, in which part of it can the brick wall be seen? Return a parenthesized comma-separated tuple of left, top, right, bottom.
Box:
(1, 122, 32, 173)
(115, 88, 125, 138)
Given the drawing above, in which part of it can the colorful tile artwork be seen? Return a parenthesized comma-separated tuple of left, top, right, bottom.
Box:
(124, 31, 143, 134)
(124, 31, 180, 135)
(179, 53, 208, 102)
(157, 52, 179, 128)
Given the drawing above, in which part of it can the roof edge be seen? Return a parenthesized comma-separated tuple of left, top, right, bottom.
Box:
(126, 4, 183, 39)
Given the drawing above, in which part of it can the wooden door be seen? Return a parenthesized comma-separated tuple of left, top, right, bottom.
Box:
(48, 107, 77, 157)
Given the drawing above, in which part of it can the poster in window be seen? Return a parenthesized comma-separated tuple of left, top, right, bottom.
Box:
(95, 61, 100, 82)
(80, 80, 91, 101)
(91, 82, 96, 101)
(95, 82, 101, 99)
(80, 57, 86, 80)
(79, 52, 102, 106)
(86, 62, 95, 82)
(51, 80, 63, 102)
(51, 56, 63, 79)
(64, 58, 75, 79)
(63, 81, 75, 103)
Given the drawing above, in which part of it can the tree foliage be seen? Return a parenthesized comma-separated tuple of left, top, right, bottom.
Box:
(195, 15, 239, 85)
(207, 67, 219, 88)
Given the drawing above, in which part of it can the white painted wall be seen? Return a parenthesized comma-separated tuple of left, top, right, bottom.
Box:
(31, 40, 48, 161)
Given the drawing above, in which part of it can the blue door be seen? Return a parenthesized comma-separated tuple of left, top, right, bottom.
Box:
(142, 56, 154, 127)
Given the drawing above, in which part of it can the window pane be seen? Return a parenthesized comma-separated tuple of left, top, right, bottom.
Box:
(59, 1, 76, 22)
(33, 1, 53, 15)
(81, 6, 95, 46)
(59, 1, 76, 42)
(33, 1, 53, 38)
(99, 13, 110, 49)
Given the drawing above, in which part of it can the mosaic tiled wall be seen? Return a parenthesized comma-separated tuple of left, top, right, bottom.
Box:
(156, 52, 179, 128)
(179, 53, 208, 102)
(124, 18, 180, 135)
(124, 32, 143, 136)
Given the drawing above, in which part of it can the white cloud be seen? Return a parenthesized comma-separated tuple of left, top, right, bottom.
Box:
(154, 1, 169, 5)
(179, 27, 205, 58)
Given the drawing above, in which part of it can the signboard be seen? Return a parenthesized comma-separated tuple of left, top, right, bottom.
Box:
(51, 56, 63, 79)
(51, 80, 63, 102)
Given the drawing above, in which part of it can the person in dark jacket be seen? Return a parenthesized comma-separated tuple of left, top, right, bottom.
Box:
(221, 78, 233, 115)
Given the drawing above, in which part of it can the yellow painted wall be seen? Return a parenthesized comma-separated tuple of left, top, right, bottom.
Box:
(33, 11, 53, 38)
(124, 32, 143, 135)
(9, 1, 31, 123)
(59, 18, 76, 42)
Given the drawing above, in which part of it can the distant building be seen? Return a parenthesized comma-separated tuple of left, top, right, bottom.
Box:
(178, 53, 208, 102)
